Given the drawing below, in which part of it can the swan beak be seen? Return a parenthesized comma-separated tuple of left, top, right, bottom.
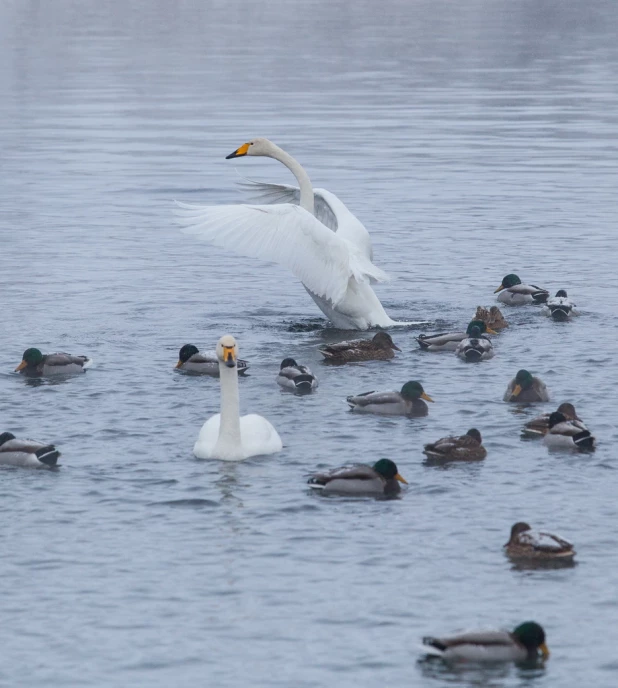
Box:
(223, 346, 237, 368)
(15, 360, 27, 372)
(395, 473, 408, 484)
(487, 327, 498, 335)
(174, 360, 183, 369)
(494, 285, 505, 293)
(512, 384, 522, 397)
(226, 143, 250, 159)
(539, 643, 550, 659)
(421, 392, 434, 402)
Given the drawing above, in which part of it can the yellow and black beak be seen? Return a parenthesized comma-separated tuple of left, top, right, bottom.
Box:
(15, 360, 27, 372)
(174, 360, 183, 369)
(225, 142, 250, 159)
(395, 473, 408, 484)
(539, 643, 550, 659)
(512, 384, 522, 398)
(486, 327, 498, 335)
(223, 346, 236, 368)
(494, 284, 505, 293)
(421, 392, 434, 402)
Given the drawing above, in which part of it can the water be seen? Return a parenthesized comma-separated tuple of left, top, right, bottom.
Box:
(1, 1, 618, 685)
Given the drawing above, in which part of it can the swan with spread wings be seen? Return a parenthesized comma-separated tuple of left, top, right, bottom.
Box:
(176, 138, 418, 330)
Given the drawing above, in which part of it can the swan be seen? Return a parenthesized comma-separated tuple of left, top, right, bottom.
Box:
(176, 137, 420, 330)
(193, 335, 282, 461)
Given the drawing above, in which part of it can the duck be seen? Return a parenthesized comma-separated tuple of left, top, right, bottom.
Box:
(176, 138, 423, 330)
(193, 335, 282, 460)
(543, 411, 596, 451)
(423, 429, 486, 461)
(543, 290, 579, 321)
(422, 621, 549, 662)
(455, 325, 495, 361)
(416, 320, 496, 352)
(307, 458, 407, 496)
(504, 522, 575, 560)
(175, 343, 249, 376)
(347, 381, 433, 417)
(494, 274, 549, 305)
(522, 403, 582, 437)
(0, 432, 60, 468)
(319, 331, 401, 363)
(276, 358, 318, 392)
(474, 305, 508, 330)
(15, 348, 91, 376)
(503, 370, 549, 403)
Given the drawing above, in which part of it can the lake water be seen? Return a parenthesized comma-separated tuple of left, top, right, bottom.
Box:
(1, 1, 618, 686)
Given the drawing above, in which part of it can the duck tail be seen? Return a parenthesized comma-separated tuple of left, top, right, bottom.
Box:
(422, 636, 447, 652)
(35, 446, 60, 467)
(532, 290, 549, 304)
(294, 375, 314, 391)
(550, 307, 570, 321)
(573, 430, 595, 450)
(464, 348, 483, 362)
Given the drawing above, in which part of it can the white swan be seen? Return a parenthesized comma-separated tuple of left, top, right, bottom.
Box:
(176, 137, 419, 330)
(194, 335, 282, 461)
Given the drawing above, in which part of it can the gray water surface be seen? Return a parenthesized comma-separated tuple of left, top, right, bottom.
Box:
(1, 1, 618, 686)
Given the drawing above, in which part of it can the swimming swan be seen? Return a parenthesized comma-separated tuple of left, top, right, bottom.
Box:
(193, 335, 282, 461)
(176, 137, 419, 330)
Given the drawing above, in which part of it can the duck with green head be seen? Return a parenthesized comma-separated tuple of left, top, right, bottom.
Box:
(455, 325, 495, 361)
(504, 369, 549, 403)
(543, 411, 596, 451)
(15, 348, 91, 377)
(416, 320, 497, 352)
(347, 381, 434, 417)
(308, 458, 407, 495)
(495, 274, 549, 305)
(422, 621, 549, 662)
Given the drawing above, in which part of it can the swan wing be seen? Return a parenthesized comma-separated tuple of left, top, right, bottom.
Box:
(176, 201, 387, 305)
(240, 414, 283, 456)
(236, 177, 339, 232)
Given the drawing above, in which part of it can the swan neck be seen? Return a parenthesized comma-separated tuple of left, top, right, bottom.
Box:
(269, 144, 314, 215)
(218, 362, 242, 445)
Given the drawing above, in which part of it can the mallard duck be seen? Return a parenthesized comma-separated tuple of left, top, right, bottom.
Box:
(416, 320, 496, 352)
(494, 274, 549, 305)
(422, 621, 549, 662)
(276, 358, 318, 392)
(15, 348, 91, 376)
(504, 522, 575, 560)
(423, 429, 486, 461)
(504, 370, 549, 402)
(522, 403, 582, 437)
(455, 325, 495, 361)
(0, 432, 60, 468)
(543, 290, 579, 321)
(319, 331, 401, 363)
(543, 411, 595, 451)
(474, 305, 508, 330)
(347, 381, 433, 417)
(175, 344, 249, 376)
(307, 458, 407, 495)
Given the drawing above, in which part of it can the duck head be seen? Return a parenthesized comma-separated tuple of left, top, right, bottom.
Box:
(176, 344, 199, 368)
(400, 381, 433, 403)
(495, 274, 522, 292)
(15, 348, 43, 372)
(372, 458, 407, 484)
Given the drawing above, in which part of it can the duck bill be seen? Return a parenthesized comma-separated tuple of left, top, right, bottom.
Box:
(395, 473, 408, 484)
(225, 142, 250, 159)
(15, 360, 27, 372)
(539, 643, 550, 659)
(421, 392, 434, 402)
(392, 343, 402, 351)
(494, 285, 505, 293)
(512, 384, 522, 397)
(223, 346, 237, 368)
(486, 327, 498, 335)
(174, 360, 183, 369)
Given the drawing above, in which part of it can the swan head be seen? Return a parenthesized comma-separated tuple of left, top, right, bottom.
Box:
(226, 137, 274, 159)
(216, 335, 238, 368)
